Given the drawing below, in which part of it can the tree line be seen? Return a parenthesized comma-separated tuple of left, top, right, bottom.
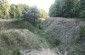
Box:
(0, 0, 48, 19)
(49, 0, 85, 18)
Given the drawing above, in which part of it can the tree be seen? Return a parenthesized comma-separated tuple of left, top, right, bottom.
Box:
(10, 4, 29, 19)
(39, 9, 48, 18)
(1, 0, 10, 19)
(24, 6, 40, 26)
(49, 0, 80, 18)
(0, 3, 4, 18)
(16, 4, 24, 18)
(49, 4, 56, 17)
(62, 0, 74, 17)
(22, 4, 29, 14)
(22, 4, 29, 18)
(49, 0, 64, 17)
(9, 4, 17, 18)
(79, 0, 85, 18)
(71, 0, 80, 17)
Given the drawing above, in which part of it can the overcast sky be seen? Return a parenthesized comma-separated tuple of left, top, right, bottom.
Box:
(9, 0, 55, 13)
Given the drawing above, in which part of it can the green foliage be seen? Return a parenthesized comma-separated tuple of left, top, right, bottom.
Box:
(0, 46, 9, 55)
(1, 33, 17, 46)
(49, 0, 63, 17)
(41, 34, 61, 47)
(9, 4, 17, 18)
(0, 5, 4, 18)
(23, 6, 40, 26)
(76, 26, 85, 43)
(9, 4, 29, 19)
(62, 0, 75, 17)
(0, 0, 47, 23)
(39, 9, 48, 18)
(49, 4, 56, 17)
(54, 39, 61, 46)
(80, 26, 85, 38)
(0, 0, 29, 19)
(49, 0, 85, 18)
(79, 9, 85, 18)
(0, 0, 10, 19)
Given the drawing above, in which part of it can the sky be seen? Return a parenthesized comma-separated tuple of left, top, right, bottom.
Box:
(8, 0, 55, 13)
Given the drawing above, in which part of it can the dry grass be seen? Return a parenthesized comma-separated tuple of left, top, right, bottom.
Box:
(22, 48, 68, 55)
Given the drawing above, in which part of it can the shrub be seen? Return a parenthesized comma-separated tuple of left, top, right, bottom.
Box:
(54, 39, 61, 46)
(80, 26, 85, 38)
(1, 32, 17, 46)
(23, 6, 40, 26)
(0, 46, 10, 55)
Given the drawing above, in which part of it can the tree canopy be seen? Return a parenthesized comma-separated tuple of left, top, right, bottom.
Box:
(0, 0, 10, 19)
(0, 0, 48, 20)
(39, 9, 48, 18)
(49, 0, 85, 18)
(23, 6, 40, 26)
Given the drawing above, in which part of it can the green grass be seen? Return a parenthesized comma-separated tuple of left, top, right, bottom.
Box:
(75, 18, 85, 21)
(75, 26, 85, 43)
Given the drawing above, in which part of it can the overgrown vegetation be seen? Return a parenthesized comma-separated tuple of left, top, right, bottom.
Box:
(49, 0, 85, 18)
(0, 29, 50, 55)
(1, 0, 85, 55)
(0, 19, 51, 55)
(23, 6, 40, 26)
(80, 26, 85, 38)
(76, 26, 85, 43)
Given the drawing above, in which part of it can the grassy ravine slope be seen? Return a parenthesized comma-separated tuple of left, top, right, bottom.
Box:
(41, 17, 85, 55)
(0, 18, 85, 55)
(0, 20, 50, 55)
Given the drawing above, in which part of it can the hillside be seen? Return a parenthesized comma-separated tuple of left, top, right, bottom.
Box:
(41, 17, 85, 55)
(0, 19, 49, 55)
(0, 18, 85, 55)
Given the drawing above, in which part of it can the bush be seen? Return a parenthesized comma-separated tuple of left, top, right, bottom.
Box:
(23, 6, 40, 26)
(54, 39, 61, 46)
(80, 26, 85, 38)
(39, 9, 48, 18)
(1, 33, 17, 46)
